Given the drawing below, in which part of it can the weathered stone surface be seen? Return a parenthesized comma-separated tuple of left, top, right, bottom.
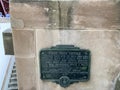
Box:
(36, 30, 120, 90)
(46, 1, 59, 29)
(12, 29, 120, 90)
(16, 57, 37, 90)
(11, 17, 24, 29)
(11, 0, 120, 90)
(71, 1, 120, 30)
(10, 1, 120, 30)
(12, 30, 35, 57)
(13, 29, 120, 90)
(10, 2, 49, 29)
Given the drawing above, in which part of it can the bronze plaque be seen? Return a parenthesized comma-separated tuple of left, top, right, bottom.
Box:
(40, 45, 91, 87)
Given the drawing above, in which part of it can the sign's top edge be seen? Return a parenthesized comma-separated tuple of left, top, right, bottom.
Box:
(40, 45, 91, 52)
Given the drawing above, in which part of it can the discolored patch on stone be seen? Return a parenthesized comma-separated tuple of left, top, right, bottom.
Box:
(31, 87, 36, 90)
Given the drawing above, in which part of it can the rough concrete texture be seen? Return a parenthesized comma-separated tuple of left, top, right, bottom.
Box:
(10, 1, 120, 30)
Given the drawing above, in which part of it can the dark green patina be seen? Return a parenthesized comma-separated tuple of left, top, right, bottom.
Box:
(40, 45, 91, 87)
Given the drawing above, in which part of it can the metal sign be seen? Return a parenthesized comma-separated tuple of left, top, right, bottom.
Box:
(40, 45, 91, 87)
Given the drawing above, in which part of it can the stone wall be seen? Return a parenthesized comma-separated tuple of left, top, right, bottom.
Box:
(10, 1, 120, 30)
(10, 0, 120, 90)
